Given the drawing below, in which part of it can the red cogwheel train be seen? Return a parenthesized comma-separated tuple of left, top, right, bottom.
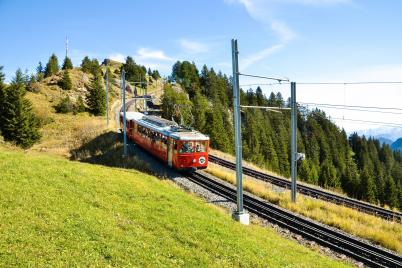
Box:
(120, 112, 209, 171)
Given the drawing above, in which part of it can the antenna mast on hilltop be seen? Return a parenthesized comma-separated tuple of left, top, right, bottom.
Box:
(65, 36, 69, 58)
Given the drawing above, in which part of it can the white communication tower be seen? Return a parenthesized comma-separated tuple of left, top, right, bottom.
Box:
(65, 36, 69, 58)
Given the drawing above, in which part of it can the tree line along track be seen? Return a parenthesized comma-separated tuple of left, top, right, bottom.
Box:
(208, 155, 402, 222)
(187, 172, 402, 268)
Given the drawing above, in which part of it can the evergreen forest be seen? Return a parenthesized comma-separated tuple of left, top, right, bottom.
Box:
(1, 55, 401, 210)
(163, 61, 402, 209)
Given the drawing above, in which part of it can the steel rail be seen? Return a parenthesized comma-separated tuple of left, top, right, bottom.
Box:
(208, 155, 402, 222)
(187, 172, 402, 268)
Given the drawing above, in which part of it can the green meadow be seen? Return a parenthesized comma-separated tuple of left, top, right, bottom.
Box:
(0, 149, 350, 267)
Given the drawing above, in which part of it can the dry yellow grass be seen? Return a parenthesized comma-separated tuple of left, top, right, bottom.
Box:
(26, 86, 109, 157)
(210, 149, 373, 198)
(210, 148, 286, 178)
(206, 163, 402, 254)
(31, 113, 107, 157)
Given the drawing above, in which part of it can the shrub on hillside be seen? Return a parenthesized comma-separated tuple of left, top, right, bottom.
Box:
(58, 71, 72, 90)
(27, 75, 40, 93)
(55, 96, 74, 114)
(55, 95, 86, 115)
(74, 96, 86, 114)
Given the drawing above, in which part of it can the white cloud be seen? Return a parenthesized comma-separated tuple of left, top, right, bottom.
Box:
(179, 39, 209, 54)
(108, 53, 126, 63)
(225, 0, 351, 41)
(240, 44, 283, 70)
(136, 48, 173, 61)
(107, 48, 174, 76)
(224, 0, 296, 67)
(224, 0, 351, 70)
(271, 20, 297, 42)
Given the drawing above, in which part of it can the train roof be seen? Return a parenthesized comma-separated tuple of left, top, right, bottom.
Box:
(122, 112, 209, 141)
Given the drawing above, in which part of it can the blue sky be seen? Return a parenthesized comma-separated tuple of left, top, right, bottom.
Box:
(1, 0, 402, 133)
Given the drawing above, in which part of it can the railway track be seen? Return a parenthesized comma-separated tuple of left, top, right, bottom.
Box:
(209, 155, 402, 222)
(187, 172, 402, 268)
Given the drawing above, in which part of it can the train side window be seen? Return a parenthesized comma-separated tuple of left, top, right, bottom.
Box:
(195, 141, 206, 152)
(180, 141, 194, 153)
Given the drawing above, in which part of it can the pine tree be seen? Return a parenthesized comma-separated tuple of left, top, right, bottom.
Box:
(299, 160, 311, 182)
(58, 71, 72, 90)
(192, 92, 209, 132)
(87, 74, 106, 116)
(384, 176, 398, 208)
(81, 56, 92, 73)
(267, 92, 277, 106)
(397, 182, 402, 210)
(161, 83, 192, 125)
(22, 69, 30, 85)
(62, 56, 73, 70)
(152, 70, 160, 80)
(122, 56, 146, 84)
(0, 66, 6, 135)
(36, 61, 44, 74)
(256, 86, 264, 106)
(0, 65, 5, 83)
(342, 157, 360, 198)
(309, 162, 320, 185)
(0, 70, 41, 148)
(90, 59, 102, 76)
(27, 75, 38, 92)
(360, 168, 377, 203)
(205, 104, 230, 152)
(171, 61, 200, 98)
(13, 68, 26, 85)
(36, 61, 44, 81)
(44, 54, 59, 77)
(319, 160, 339, 188)
(276, 92, 284, 107)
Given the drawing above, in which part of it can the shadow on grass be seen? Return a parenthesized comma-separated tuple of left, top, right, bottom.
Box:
(70, 131, 151, 172)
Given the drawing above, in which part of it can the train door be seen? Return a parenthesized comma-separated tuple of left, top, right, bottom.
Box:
(167, 137, 173, 167)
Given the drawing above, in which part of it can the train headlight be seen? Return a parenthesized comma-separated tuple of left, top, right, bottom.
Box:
(199, 156, 206, 165)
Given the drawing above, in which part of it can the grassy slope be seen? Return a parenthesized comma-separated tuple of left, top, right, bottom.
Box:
(27, 89, 106, 157)
(26, 68, 116, 157)
(26, 64, 164, 157)
(0, 149, 349, 267)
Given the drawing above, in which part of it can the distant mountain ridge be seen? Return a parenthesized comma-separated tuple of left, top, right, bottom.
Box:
(352, 127, 402, 151)
(392, 138, 402, 152)
(354, 127, 402, 142)
(377, 137, 393, 146)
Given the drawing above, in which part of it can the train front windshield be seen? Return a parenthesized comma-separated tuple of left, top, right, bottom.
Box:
(179, 141, 207, 153)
